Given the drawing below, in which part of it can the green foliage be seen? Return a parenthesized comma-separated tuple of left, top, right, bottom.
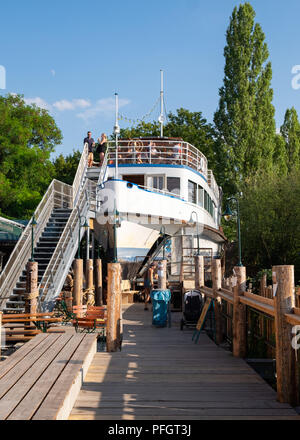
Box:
(239, 168, 300, 280)
(214, 2, 276, 195)
(280, 107, 300, 172)
(0, 94, 62, 219)
(52, 150, 81, 185)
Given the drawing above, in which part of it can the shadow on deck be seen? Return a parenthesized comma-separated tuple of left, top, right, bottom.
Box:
(70, 303, 299, 420)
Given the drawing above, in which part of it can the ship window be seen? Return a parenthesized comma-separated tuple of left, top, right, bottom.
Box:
(204, 190, 209, 211)
(147, 175, 164, 191)
(167, 177, 180, 196)
(188, 180, 197, 204)
(198, 185, 203, 207)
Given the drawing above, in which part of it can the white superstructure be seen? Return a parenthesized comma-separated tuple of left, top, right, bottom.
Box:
(88, 137, 225, 262)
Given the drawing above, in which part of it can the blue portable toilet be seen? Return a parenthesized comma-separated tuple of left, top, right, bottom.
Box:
(150, 289, 171, 327)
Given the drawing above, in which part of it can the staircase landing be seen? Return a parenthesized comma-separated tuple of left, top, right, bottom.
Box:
(70, 304, 299, 420)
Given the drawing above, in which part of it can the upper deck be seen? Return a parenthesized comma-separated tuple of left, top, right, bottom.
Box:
(104, 138, 220, 201)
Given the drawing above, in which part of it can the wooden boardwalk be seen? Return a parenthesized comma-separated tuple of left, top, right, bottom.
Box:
(70, 304, 300, 420)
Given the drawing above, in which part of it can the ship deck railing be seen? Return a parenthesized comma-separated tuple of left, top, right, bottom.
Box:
(106, 140, 208, 175)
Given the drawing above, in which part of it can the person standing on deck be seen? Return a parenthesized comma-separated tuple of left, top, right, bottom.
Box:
(84, 131, 95, 167)
(97, 133, 108, 166)
(144, 263, 155, 310)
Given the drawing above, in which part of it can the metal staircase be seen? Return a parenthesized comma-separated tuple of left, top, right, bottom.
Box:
(0, 142, 100, 312)
(4, 208, 71, 311)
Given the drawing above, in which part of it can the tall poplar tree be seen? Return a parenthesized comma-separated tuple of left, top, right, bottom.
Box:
(214, 2, 276, 195)
(280, 107, 300, 172)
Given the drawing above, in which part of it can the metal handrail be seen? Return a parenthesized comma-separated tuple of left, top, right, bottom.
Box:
(106, 140, 208, 177)
(137, 185, 182, 200)
(0, 180, 72, 308)
(73, 142, 89, 206)
(98, 147, 109, 186)
(39, 179, 97, 307)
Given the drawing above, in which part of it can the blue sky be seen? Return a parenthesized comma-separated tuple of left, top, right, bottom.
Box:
(1, 0, 300, 157)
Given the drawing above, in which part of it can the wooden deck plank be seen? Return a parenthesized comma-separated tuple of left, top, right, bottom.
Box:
(0, 334, 58, 400)
(32, 334, 97, 420)
(8, 334, 85, 420)
(70, 304, 300, 420)
(0, 334, 48, 380)
(0, 334, 73, 420)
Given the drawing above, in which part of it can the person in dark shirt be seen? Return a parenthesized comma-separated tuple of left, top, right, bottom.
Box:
(84, 131, 95, 167)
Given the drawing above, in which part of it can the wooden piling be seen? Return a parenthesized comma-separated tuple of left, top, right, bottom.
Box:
(194, 255, 204, 289)
(232, 266, 247, 358)
(25, 261, 38, 315)
(86, 259, 94, 305)
(95, 259, 103, 306)
(157, 260, 167, 290)
(273, 265, 297, 405)
(73, 259, 83, 306)
(212, 259, 223, 345)
(106, 263, 122, 352)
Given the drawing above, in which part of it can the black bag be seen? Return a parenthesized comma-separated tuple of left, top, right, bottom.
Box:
(184, 294, 203, 322)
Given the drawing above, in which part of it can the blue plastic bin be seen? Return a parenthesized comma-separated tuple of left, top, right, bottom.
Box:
(150, 289, 171, 327)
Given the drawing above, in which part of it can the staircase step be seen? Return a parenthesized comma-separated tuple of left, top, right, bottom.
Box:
(6, 300, 26, 305)
(3, 308, 25, 312)
(39, 237, 60, 243)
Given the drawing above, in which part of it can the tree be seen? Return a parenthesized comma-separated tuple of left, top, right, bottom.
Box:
(214, 2, 276, 195)
(0, 94, 62, 218)
(280, 107, 300, 172)
(238, 169, 300, 281)
(119, 108, 216, 167)
(52, 150, 81, 186)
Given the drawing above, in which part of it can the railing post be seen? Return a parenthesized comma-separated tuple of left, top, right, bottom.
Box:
(273, 265, 298, 405)
(106, 263, 122, 352)
(194, 255, 204, 289)
(25, 261, 38, 315)
(232, 266, 247, 358)
(212, 259, 223, 345)
(73, 259, 83, 306)
(95, 259, 103, 306)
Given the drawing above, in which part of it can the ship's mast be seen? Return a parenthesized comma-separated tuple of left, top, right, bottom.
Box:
(159, 69, 164, 137)
(114, 92, 120, 179)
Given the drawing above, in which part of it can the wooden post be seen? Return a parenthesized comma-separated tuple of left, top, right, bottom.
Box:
(273, 265, 297, 405)
(194, 255, 204, 290)
(157, 260, 167, 290)
(212, 259, 223, 345)
(64, 273, 73, 312)
(25, 261, 38, 315)
(86, 259, 94, 306)
(232, 266, 247, 358)
(0, 311, 2, 358)
(73, 259, 83, 306)
(95, 258, 103, 306)
(106, 263, 122, 352)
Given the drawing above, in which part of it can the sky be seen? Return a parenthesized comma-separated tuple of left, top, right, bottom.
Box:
(1, 0, 300, 157)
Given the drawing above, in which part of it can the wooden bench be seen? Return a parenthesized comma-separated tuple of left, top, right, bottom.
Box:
(2, 313, 63, 341)
(72, 306, 106, 334)
(0, 332, 97, 420)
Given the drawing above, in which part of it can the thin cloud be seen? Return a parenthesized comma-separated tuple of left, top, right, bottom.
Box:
(53, 98, 91, 111)
(77, 97, 130, 121)
(24, 97, 50, 110)
(51, 69, 56, 77)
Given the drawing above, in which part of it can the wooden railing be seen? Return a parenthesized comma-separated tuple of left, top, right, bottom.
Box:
(194, 257, 300, 406)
